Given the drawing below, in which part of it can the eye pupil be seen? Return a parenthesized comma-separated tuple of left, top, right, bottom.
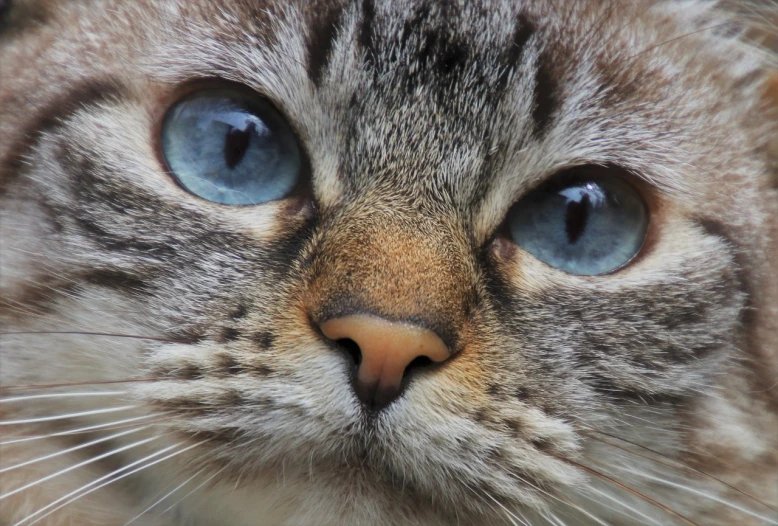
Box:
(224, 124, 253, 170)
(565, 194, 589, 244)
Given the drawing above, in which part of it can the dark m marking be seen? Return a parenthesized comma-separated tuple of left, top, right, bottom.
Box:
(497, 15, 536, 90)
(306, 3, 345, 87)
(358, 0, 376, 63)
(531, 51, 559, 137)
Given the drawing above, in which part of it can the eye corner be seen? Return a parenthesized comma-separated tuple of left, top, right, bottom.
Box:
(489, 235, 519, 262)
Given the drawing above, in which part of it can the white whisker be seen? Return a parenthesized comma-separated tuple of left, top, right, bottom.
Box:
(157, 465, 228, 516)
(0, 391, 128, 403)
(505, 472, 612, 526)
(481, 491, 528, 526)
(541, 510, 569, 526)
(124, 467, 208, 524)
(0, 435, 161, 501)
(20, 442, 204, 526)
(0, 406, 138, 425)
(578, 485, 661, 526)
(0, 426, 149, 474)
(0, 415, 161, 446)
(602, 462, 778, 524)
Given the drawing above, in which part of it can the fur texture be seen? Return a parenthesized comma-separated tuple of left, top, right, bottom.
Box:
(1, 0, 777, 524)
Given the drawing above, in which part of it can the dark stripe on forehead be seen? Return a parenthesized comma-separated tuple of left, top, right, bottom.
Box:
(306, 3, 345, 87)
(497, 15, 536, 91)
(531, 52, 558, 138)
(358, 0, 375, 62)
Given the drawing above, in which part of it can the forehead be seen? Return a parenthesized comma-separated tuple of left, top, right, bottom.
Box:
(146, 0, 716, 228)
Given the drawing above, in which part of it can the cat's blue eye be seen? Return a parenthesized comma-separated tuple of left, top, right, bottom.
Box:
(161, 89, 302, 205)
(508, 170, 648, 275)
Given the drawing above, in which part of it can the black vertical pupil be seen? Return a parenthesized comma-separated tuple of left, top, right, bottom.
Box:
(224, 123, 254, 169)
(565, 191, 590, 244)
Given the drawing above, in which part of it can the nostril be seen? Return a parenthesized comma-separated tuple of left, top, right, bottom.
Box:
(405, 355, 433, 374)
(336, 338, 362, 367)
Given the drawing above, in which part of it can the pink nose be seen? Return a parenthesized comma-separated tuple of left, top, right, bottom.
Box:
(320, 314, 450, 410)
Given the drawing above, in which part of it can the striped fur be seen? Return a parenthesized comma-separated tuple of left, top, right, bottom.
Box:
(1, 0, 776, 524)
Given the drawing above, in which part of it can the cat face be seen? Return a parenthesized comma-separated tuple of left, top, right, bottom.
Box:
(1, 0, 776, 524)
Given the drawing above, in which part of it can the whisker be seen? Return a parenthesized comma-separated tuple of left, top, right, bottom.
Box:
(0, 426, 149, 474)
(502, 472, 611, 526)
(480, 491, 526, 526)
(14, 441, 197, 526)
(0, 415, 168, 446)
(0, 391, 127, 403)
(1, 379, 158, 391)
(541, 510, 570, 526)
(578, 485, 663, 526)
(601, 461, 778, 524)
(584, 429, 777, 512)
(628, 23, 732, 60)
(460, 483, 506, 526)
(0, 406, 138, 425)
(124, 467, 208, 524)
(0, 331, 184, 344)
(557, 457, 700, 526)
(0, 435, 161, 501)
(156, 465, 229, 517)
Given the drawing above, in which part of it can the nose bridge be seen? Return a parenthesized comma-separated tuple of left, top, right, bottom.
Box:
(310, 210, 473, 335)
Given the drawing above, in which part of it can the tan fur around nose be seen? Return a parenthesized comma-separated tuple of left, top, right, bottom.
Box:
(308, 208, 476, 335)
(320, 314, 450, 390)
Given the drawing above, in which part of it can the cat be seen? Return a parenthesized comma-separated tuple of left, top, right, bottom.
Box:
(1, 0, 777, 524)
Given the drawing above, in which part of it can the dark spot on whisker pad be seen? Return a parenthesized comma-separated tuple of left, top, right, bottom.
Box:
(175, 365, 203, 380)
(530, 437, 551, 451)
(514, 388, 530, 401)
(216, 354, 244, 376)
(219, 327, 241, 343)
(249, 363, 274, 377)
(230, 304, 248, 320)
(252, 330, 274, 349)
(220, 390, 244, 406)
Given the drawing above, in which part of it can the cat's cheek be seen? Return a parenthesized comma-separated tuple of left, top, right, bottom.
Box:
(51, 100, 313, 246)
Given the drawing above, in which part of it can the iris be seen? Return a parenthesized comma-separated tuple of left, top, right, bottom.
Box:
(161, 89, 302, 206)
(509, 171, 648, 275)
